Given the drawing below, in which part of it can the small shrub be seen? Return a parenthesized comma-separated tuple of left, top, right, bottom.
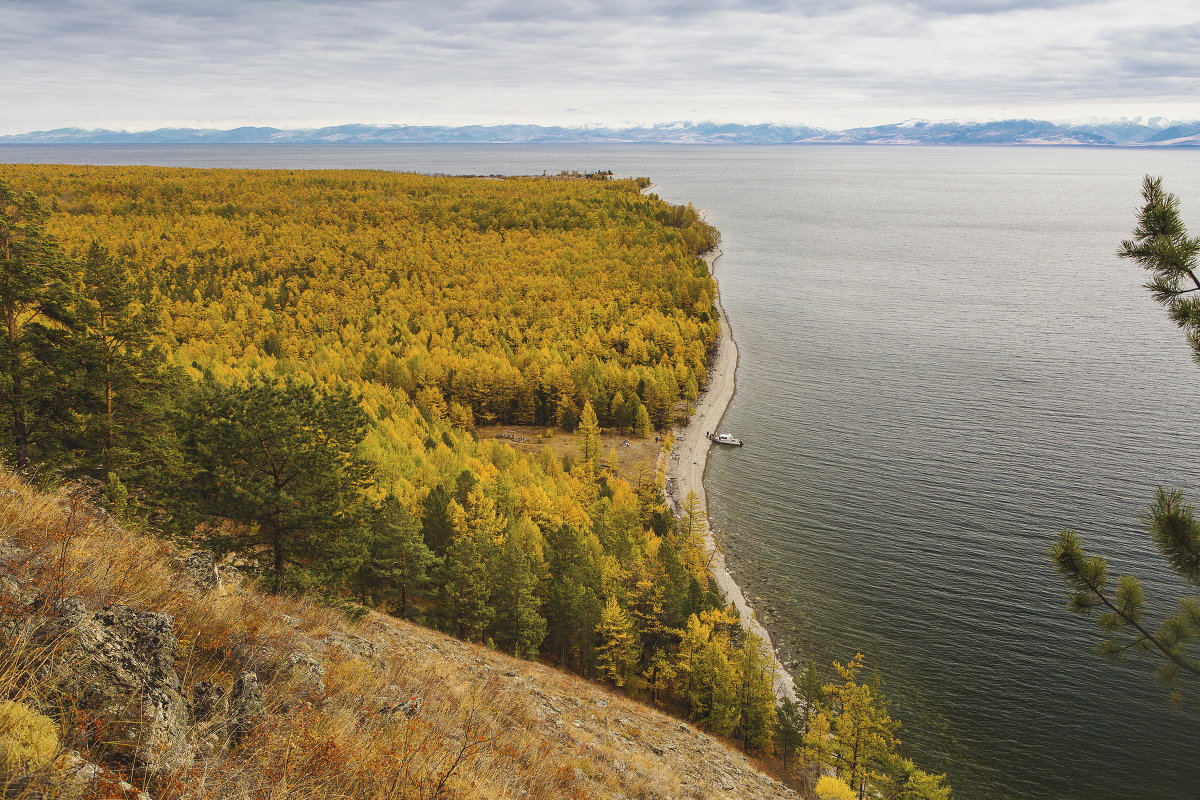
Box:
(0, 700, 60, 777)
(815, 775, 858, 800)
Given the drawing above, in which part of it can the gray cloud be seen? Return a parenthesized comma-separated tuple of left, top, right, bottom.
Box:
(0, 0, 1196, 132)
(1107, 24, 1200, 80)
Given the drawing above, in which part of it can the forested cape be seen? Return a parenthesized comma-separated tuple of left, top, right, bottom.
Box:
(0, 166, 949, 797)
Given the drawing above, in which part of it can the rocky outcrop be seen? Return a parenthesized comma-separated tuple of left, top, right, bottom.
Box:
(178, 551, 242, 595)
(191, 681, 228, 723)
(280, 651, 327, 701)
(227, 672, 264, 743)
(324, 630, 379, 661)
(53, 751, 154, 800)
(181, 551, 220, 593)
(0, 538, 38, 611)
(40, 602, 193, 777)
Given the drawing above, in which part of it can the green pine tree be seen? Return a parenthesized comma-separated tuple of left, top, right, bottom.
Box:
(359, 494, 438, 619)
(645, 647, 678, 705)
(178, 377, 374, 592)
(0, 181, 72, 469)
(1119, 176, 1200, 358)
(626, 566, 667, 662)
(544, 523, 603, 673)
(775, 696, 805, 772)
(490, 519, 548, 657)
(440, 504, 492, 640)
(878, 754, 952, 800)
(439, 486, 503, 641)
(420, 483, 455, 556)
(70, 242, 182, 487)
(695, 638, 740, 736)
(733, 634, 778, 752)
(799, 658, 827, 710)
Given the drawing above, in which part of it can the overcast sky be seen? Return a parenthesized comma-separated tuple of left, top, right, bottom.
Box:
(1, 0, 1197, 134)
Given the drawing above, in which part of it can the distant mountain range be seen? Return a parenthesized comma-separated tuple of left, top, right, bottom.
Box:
(3, 118, 1199, 146)
(812, 118, 1200, 146)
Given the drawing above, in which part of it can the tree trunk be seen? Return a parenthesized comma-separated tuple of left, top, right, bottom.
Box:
(5, 304, 27, 469)
(272, 526, 285, 589)
(10, 369, 26, 469)
(104, 344, 114, 453)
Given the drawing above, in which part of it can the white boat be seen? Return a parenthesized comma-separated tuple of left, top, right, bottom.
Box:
(706, 431, 744, 446)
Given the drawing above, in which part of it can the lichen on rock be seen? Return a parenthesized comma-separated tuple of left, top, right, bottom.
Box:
(39, 602, 193, 777)
(227, 671, 264, 743)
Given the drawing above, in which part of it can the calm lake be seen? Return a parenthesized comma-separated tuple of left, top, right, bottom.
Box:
(3, 143, 1198, 799)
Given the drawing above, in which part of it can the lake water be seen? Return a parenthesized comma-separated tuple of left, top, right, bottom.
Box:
(3, 143, 1198, 799)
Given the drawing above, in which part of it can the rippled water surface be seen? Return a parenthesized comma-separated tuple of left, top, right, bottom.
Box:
(4, 144, 1199, 799)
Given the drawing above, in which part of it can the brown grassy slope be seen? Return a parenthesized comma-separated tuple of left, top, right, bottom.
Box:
(0, 471, 797, 800)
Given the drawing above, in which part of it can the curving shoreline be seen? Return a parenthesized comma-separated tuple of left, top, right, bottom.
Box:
(664, 249, 797, 701)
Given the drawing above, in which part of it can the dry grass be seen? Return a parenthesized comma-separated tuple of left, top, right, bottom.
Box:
(0, 473, 548, 799)
(476, 425, 663, 484)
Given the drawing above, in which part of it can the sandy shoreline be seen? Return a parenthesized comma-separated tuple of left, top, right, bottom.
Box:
(664, 250, 797, 701)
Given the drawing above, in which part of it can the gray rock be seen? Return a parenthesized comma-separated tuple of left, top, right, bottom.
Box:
(324, 631, 379, 660)
(378, 696, 421, 718)
(0, 574, 37, 608)
(54, 751, 104, 797)
(43, 603, 193, 777)
(0, 536, 30, 566)
(60, 751, 103, 783)
(280, 651, 326, 699)
(181, 551, 220, 593)
(117, 780, 153, 800)
(50, 597, 89, 627)
(217, 564, 243, 588)
(191, 681, 228, 722)
(228, 671, 264, 742)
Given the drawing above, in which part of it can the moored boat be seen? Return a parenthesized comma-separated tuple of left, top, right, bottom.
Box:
(706, 431, 744, 446)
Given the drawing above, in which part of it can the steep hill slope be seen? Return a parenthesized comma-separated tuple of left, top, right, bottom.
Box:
(0, 471, 798, 800)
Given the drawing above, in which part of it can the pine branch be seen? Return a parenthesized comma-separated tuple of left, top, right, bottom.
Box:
(1053, 531, 1200, 677)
